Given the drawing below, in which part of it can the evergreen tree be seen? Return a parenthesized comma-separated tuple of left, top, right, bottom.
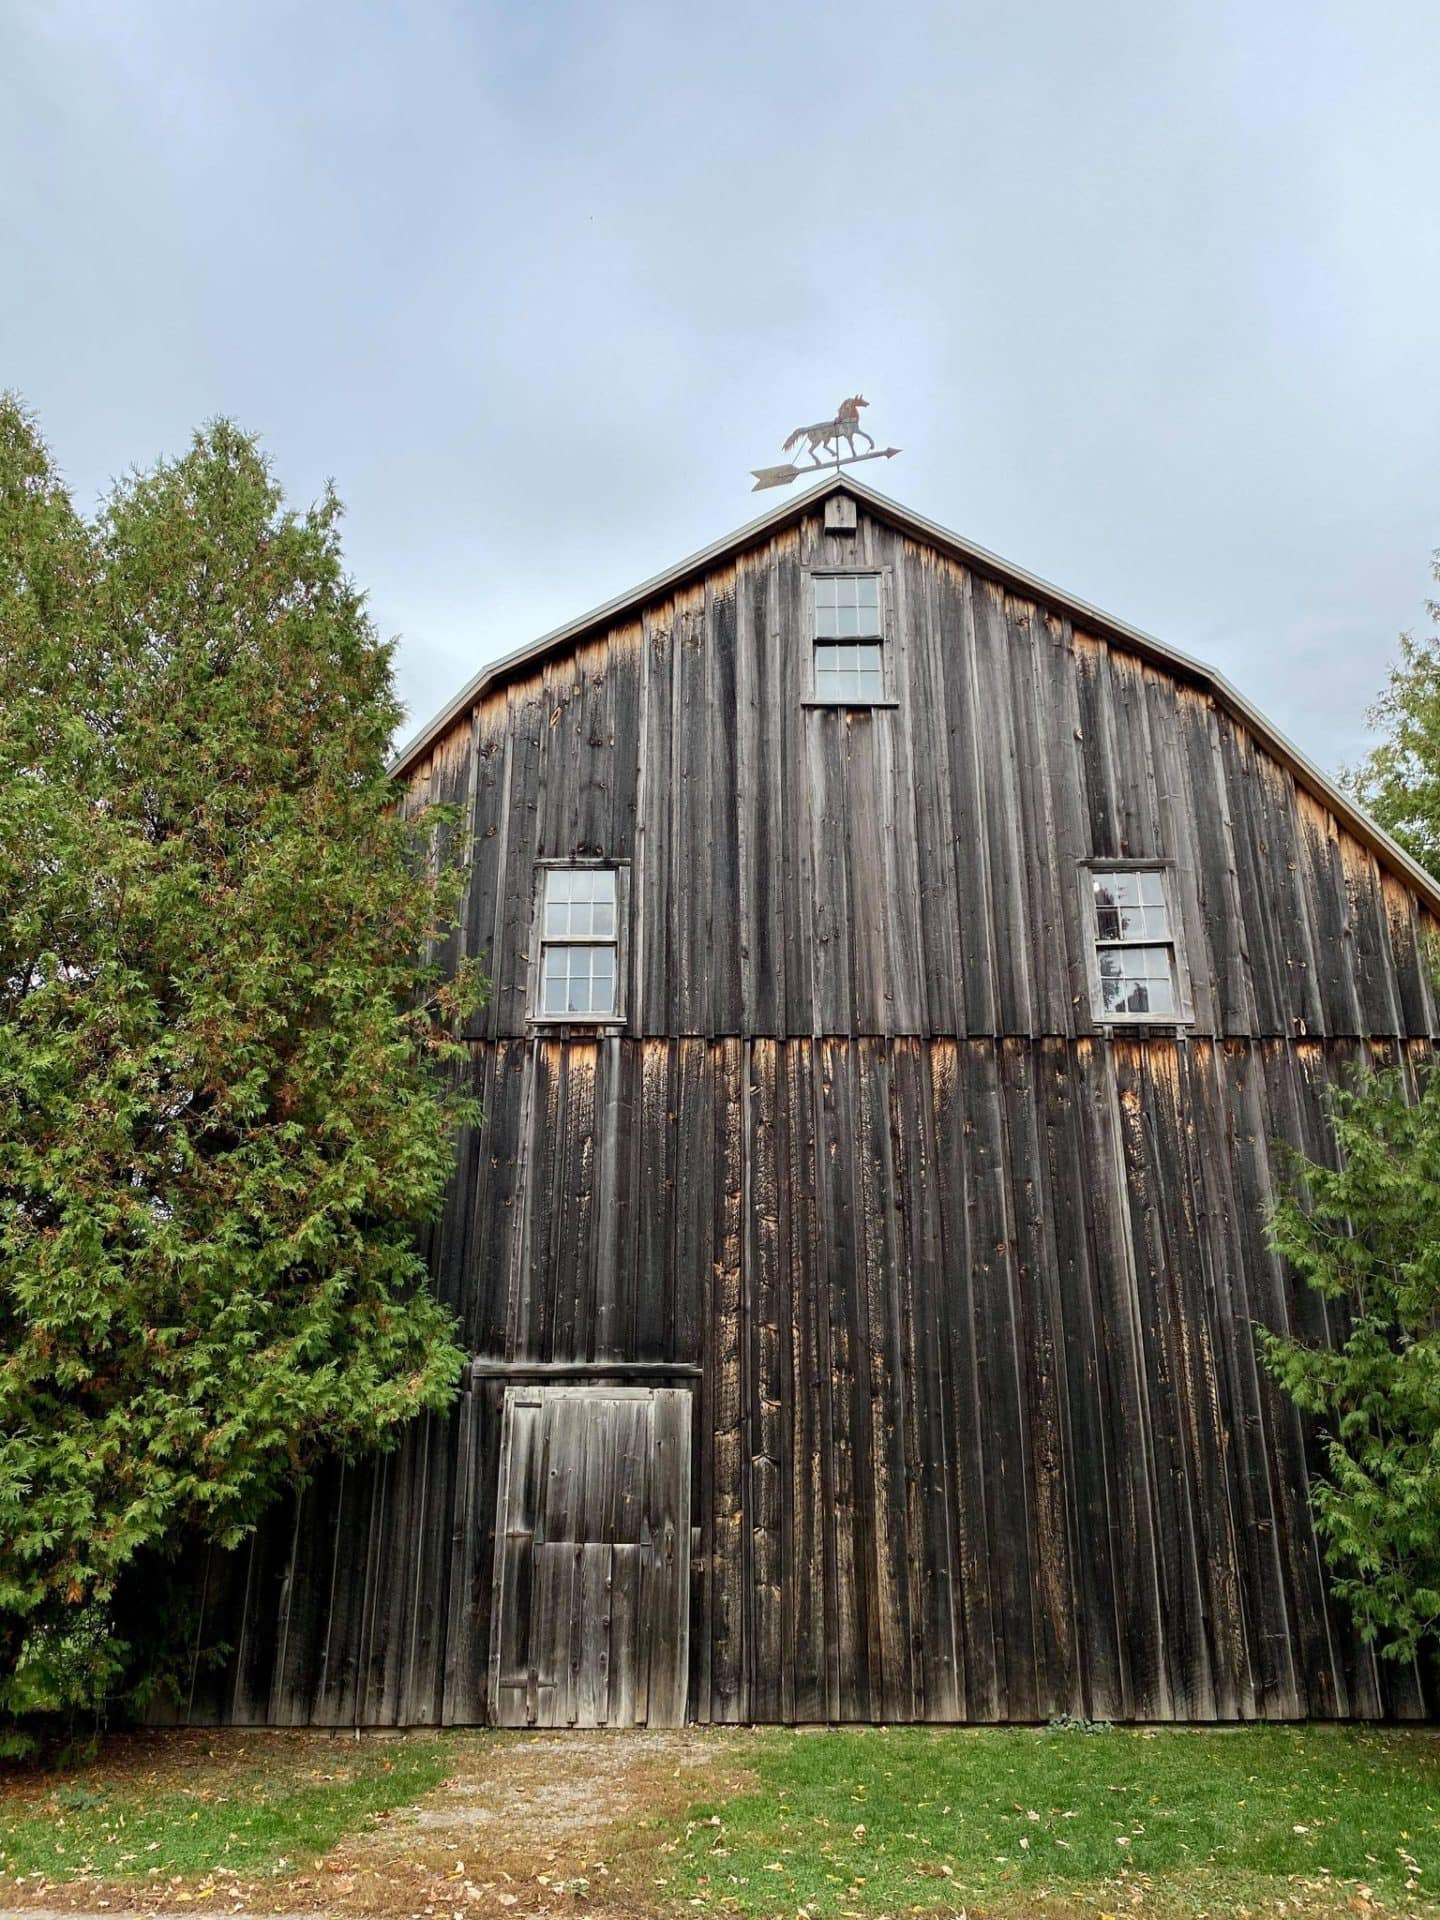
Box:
(1260, 1063, 1440, 1660)
(1265, 549, 1440, 1657)
(1347, 554, 1440, 881)
(0, 400, 479, 1740)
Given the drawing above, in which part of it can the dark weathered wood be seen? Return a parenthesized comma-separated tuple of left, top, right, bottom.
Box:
(183, 497, 1440, 1730)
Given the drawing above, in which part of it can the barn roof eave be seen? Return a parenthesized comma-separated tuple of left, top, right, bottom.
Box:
(389, 473, 1440, 919)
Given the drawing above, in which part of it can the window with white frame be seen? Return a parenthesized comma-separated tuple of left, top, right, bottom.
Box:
(812, 573, 885, 701)
(1087, 867, 1183, 1019)
(536, 867, 619, 1018)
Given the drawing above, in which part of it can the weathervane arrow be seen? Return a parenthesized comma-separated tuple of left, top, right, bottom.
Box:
(750, 393, 900, 491)
(751, 448, 902, 493)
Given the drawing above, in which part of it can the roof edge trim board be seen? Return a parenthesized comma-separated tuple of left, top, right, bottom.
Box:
(388, 475, 1440, 919)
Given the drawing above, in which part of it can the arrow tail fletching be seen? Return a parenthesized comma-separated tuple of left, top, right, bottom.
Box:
(751, 463, 802, 491)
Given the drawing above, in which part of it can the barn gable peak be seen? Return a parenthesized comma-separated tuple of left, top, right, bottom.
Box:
(390, 476, 1440, 917)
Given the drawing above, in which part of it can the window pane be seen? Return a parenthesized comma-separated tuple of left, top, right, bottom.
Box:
(542, 948, 569, 1013)
(1121, 946, 1165, 978)
(1093, 868, 1171, 942)
(540, 943, 618, 1018)
(1144, 973, 1175, 1014)
(814, 639, 885, 702)
(1093, 869, 1140, 909)
(814, 577, 840, 638)
(814, 575, 881, 638)
(1096, 944, 1176, 1016)
(1102, 976, 1143, 1014)
(543, 867, 617, 938)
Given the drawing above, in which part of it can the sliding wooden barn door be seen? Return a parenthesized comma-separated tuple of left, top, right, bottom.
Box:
(488, 1385, 692, 1727)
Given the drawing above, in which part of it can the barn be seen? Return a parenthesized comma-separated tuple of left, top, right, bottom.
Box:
(179, 476, 1440, 1729)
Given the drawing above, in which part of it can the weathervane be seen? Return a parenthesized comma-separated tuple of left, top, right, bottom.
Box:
(750, 394, 901, 492)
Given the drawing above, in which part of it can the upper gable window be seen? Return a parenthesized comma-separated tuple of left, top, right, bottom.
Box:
(1085, 866, 1187, 1021)
(811, 572, 887, 703)
(534, 866, 622, 1021)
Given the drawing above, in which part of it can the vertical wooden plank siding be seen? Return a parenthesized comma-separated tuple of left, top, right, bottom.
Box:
(188, 503, 1440, 1727)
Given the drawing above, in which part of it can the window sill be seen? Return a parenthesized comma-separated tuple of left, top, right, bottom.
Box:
(1094, 1015, 1193, 1029)
(530, 1014, 626, 1029)
(801, 697, 900, 710)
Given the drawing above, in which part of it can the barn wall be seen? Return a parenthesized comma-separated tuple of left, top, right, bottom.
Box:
(187, 1033, 1433, 1726)
(176, 502, 1440, 1726)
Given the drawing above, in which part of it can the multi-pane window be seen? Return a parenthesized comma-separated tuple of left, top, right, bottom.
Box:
(1089, 867, 1181, 1019)
(537, 868, 619, 1018)
(813, 573, 885, 701)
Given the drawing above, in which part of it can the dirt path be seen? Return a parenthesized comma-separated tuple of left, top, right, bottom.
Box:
(2, 1728, 760, 1920)
(314, 1728, 758, 1918)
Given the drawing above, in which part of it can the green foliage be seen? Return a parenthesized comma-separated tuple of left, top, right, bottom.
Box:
(0, 397, 482, 1736)
(1259, 1062, 1440, 1660)
(1347, 552, 1440, 881)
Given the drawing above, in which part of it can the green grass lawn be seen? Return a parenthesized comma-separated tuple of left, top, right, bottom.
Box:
(0, 1732, 457, 1886)
(670, 1725, 1440, 1918)
(4, 1722, 1439, 1916)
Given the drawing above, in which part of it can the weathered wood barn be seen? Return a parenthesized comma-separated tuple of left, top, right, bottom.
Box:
(181, 477, 1440, 1728)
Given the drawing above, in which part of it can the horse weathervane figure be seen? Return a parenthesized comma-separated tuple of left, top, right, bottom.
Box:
(750, 394, 901, 492)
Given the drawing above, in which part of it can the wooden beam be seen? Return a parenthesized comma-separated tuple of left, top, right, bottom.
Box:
(467, 1358, 704, 1382)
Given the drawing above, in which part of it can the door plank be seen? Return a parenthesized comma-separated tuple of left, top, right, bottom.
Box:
(578, 1541, 614, 1726)
(647, 1388, 694, 1725)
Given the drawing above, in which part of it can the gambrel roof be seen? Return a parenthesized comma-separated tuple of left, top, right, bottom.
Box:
(391, 474, 1440, 917)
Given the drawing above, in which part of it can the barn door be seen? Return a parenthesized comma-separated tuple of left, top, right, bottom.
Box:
(488, 1385, 691, 1727)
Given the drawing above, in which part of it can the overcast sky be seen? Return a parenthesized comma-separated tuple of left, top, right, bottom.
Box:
(5, 0, 1436, 776)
